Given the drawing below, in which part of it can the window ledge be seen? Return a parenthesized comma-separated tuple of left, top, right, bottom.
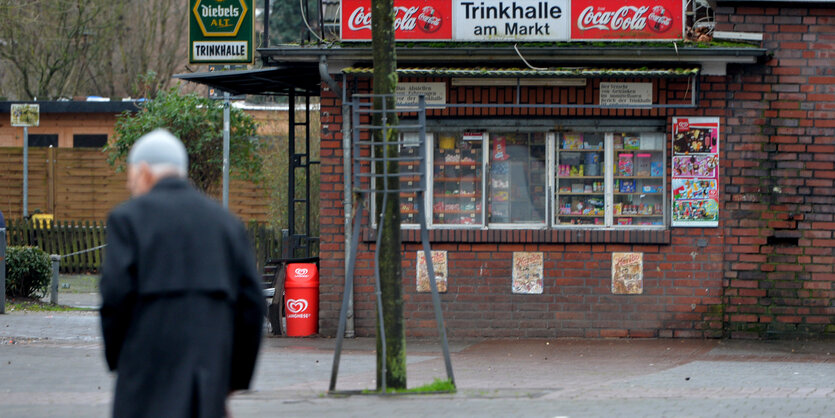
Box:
(363, 228, 671, 245)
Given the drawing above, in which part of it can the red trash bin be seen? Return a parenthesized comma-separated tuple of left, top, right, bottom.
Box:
(284, 263, 319, 336)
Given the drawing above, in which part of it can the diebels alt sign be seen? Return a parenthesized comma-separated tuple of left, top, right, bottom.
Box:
(189, 0, 254, 64)
(339, 0, 683, 42)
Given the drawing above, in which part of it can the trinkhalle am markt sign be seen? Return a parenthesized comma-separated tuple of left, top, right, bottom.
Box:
(189, 0, 254, 64)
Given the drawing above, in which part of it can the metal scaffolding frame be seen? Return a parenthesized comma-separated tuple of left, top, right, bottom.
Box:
(329, 94, 455, 393)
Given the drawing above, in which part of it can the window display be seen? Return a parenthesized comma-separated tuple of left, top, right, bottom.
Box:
(398, 136, 422, 225)
(431, 133, 483, 226)
(613, 133, 665, 226)
(556, 133, 605, 225)
(555, 131, 666, 228)
(396, 124, 667, 230)
(488, 133, 546, 224)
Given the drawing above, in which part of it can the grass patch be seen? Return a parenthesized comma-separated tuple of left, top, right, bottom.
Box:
(5, 298, 88, 312)
(362, 378, 456, 395)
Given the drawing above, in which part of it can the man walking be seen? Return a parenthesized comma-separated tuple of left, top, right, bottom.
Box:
(100, 129, 264, 418)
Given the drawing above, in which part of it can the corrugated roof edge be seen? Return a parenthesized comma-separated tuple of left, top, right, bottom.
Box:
(342, 67, 700, 78)
(0, 101, 143, 114)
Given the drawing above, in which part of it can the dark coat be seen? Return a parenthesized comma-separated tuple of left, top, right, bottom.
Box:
(100, 177, 264, 418)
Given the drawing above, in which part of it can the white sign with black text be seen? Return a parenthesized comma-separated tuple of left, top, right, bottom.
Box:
(599, 82, 653, 107)
(454, 0, 570, 41)
(396, 82, 447, 107)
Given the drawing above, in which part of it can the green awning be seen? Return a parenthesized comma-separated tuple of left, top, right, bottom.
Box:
(342, 67, 700, 78)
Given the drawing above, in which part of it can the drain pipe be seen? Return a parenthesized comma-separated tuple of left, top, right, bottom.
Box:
(319, 55, 354, 337)
(319, 55, 343, 101)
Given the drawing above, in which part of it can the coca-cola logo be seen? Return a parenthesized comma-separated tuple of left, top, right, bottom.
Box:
(347, 7, 371, 31)
(347, 6, 427, 33)
(418, 6, 442, 33)
(648, 6, 673, 33)
(393, 6, 420, 31)
(577, 5, 650, 32)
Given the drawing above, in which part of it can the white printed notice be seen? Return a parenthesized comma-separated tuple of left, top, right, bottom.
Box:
(396, 82, 447, 106)
(599, 82, 653, 107)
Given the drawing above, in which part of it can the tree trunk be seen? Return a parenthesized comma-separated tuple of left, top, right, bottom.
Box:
(371, 0, 406, 390)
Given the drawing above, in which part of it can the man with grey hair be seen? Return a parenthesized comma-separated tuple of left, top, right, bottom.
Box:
(100, 129, 264, 418)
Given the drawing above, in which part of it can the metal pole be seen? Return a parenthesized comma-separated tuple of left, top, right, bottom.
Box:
(288, 89, 296, 242)
(23, 126, 28, 217)
(50, 254, 60, 305)
(1, 226, 6, 314)
(263, 0, 270, 48)
(342, 93, 354, 338)
(222, 91, 230, 209)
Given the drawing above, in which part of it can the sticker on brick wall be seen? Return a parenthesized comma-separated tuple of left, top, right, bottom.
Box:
(612, 252, 643, 294)
(672, 117, 720, 227)
(417, 250, 448, 293)
(512, 252, 543, 294)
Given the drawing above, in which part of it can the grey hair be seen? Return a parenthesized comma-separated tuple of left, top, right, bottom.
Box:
(127, 128, 188, 174)
(147, 163, 187, 179)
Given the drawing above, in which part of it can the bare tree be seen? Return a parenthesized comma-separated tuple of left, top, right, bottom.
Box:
(371, 0, 406, 390)
(0, 0, 190, 100)
(0, 0, 118, 99)
(96, 0, 190, 98)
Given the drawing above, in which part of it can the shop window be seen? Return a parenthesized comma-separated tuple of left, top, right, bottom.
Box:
(395, 124, 666, 230)
(398, 134, 423, 225)
(73, 134, 108, 148)
(556, 132, 666, 227)
(556, 133, 605, 225)
(28, 134, 58, 147)
(432, 133, 483, 226)
(488, 132, 546, 225)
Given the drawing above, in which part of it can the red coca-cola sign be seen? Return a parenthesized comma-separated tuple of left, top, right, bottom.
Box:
(571, 0, 683, 40)
(341, 0, 452, 41)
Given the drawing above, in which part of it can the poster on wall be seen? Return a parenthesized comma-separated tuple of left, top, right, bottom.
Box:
(512, 252, 543, 294)
(612, 252, 643, 294)
(671, 117, 720, 227)
(417, 250, 448, 292)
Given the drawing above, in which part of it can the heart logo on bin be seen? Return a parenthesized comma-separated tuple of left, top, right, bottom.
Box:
(294, 267, 309, 276)
(286, 299, 308, 314)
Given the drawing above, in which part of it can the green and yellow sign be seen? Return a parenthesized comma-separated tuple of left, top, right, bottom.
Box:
(189, 0, 254, 64)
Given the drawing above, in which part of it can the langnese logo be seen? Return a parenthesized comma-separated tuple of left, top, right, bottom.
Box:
(294, 267, 310, 277)
(286, 298, 309, 314)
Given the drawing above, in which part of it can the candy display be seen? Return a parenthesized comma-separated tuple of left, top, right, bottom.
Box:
(635, 153, 652, 177)
(618, 153, 633, 176)
(585, 152, 601, 176)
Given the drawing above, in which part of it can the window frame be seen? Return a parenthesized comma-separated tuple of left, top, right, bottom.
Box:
(390, 118, 669, 231)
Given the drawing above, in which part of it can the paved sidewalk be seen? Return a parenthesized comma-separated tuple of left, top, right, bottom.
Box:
(0, 310, 832, 417)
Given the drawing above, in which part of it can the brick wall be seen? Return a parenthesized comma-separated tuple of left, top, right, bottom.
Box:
(716, 4, 835, 337)
(317, 75, 731, 339)
(316, 5, 834, 340)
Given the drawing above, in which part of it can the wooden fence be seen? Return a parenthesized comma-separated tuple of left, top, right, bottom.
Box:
(4, 219, 292, 274)
(0, 147, 271, 222)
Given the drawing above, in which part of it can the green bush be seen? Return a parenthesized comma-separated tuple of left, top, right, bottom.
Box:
(5, 246, 51, 299)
